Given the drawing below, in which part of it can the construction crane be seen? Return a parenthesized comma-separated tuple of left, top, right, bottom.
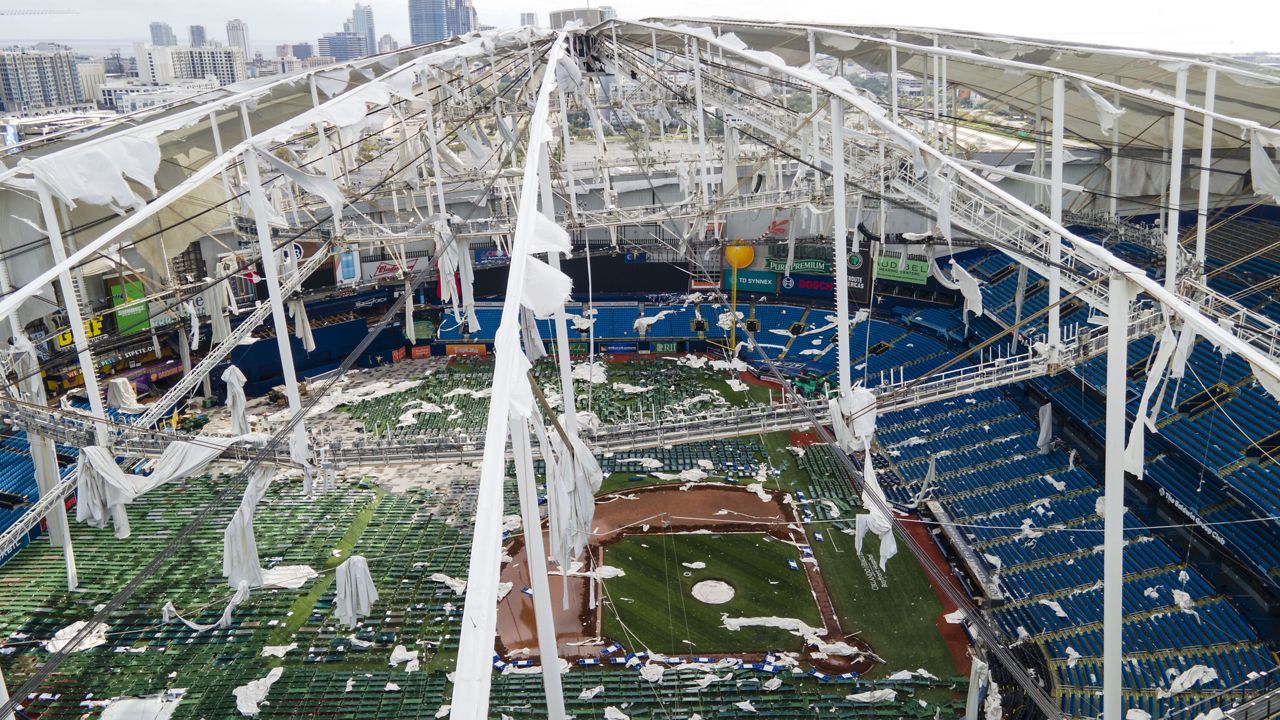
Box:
(0, 9, 79, 15)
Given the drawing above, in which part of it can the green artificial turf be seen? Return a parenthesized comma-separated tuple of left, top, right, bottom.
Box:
(600, 532, 821, 655)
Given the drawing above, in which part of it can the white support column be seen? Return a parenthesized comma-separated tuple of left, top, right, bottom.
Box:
(1034, 78, 1045, 208)
(691, 39, 711, 202)
(1195, 68, 1216, 273)
(1109, 86, 1121, 218)
(242, 149, 310, 489)
(809, 31, 821, 167)
(889, 32, 899, 124)
(1048, 76, 1065, 351)
(35, 183, 108, 446)
(1103, 270, 1131, 720)
(510, 417, 566, 720)
(831, 98, 851, 396)
(1165, 67, 1188, 291)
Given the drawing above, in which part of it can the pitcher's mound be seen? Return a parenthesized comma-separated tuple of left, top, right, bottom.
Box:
(691, 579, 735, 604)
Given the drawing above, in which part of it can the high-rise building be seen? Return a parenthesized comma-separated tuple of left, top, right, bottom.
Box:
(226, 19, 251, 59)
(408, 0, 449, 45)
(549, 7, 606, 28)
(318, 32, 367, 62)
(599, 6, 618, 20)
(170, 47, 247, 86)
(348, 4, 377, 60)
(149, 22, 177, 47)
(519, 12, 539, 26)
(291, 43, 314, 61)
(189, 25, 207, 48)
(377, 34, 399, 53)
(135, 45, 174, 85)
(447, 0, 476, 36)
(0, 48, 87, 115)
(76, 61, 105, 107)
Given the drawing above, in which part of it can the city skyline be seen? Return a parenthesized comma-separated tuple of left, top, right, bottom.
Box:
(2, 0, 1278, 55)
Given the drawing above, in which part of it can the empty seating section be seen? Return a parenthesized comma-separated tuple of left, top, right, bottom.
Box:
(874, 365, 1274, 716)
(957, 244, 1280, 588)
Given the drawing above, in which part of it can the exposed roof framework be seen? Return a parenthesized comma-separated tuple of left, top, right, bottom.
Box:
(0, 17, 1278, 720)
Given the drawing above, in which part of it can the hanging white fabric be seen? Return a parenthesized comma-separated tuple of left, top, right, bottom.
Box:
(162, 580, 250, 632)
(184, 301, 201, 351)
(221, 364, 251, 435)
(935, 173, 952, 241)
(77, 437, 254, 538)
(520, 307, 547, 363)
(1170, 322, 1197, 379)
(1036, 403, 1053, 455)
(287, 297, 316, 353)
(334, 555, 380, 628)
(928, 250, 961, 290)
(1076, 81, 1125, 135)
(784, 211, 798, 277)
(951, 261, 984, 318)
(853, 450, 896, 571)
(1249, 130, 1280, 205)
(531, 415, 602, 580)
(404, 280, 416, 345)
(521, 256, 573, 319)
(254, 146, 344, 221)
(913, 456, 937, 506)
(1126, 324, 1177, 476)
(106, 377, 147, 413)
(222, 465, 274, 589)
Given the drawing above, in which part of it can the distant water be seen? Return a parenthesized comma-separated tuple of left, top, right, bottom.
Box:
(0, 38, 146, 56)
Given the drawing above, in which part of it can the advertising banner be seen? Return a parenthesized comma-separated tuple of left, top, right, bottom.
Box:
(445, 344, 487, 356)
(722, 269, 777, 294)
(109, 279, 150, 335)
(336, 250, 360, 285)
(875, 255, 929, 285)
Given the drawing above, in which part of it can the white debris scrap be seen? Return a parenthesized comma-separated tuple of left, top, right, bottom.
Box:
(43, 621, 109, 653)
(429, 573, 468, 595)
(233, 667, 283, 716)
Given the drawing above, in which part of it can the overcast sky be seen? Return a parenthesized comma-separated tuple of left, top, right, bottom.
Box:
(2, 0, 1276, 56)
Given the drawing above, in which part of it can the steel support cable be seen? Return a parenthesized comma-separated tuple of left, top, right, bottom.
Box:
(2, 51, 532, 343)
(0, 46, 555, 718)
(615, 39, 1088, 281)
(833, 275, 1111, 435)
(0, 45, 533, 340)
(4, 51, 544, 394)
(741, 326, 1062, 718)
(0, 45, 523, 264)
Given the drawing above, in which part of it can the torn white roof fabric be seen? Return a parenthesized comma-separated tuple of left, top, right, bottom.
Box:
(335, 555, 380, 628)
(162, 580, 250, 632)
(233, 666, 284, 716)
(77, 436, 258, 538)
(106, 378, 147, 414)
(43, 620, 109, 653)
(222, 466, 275, 589)
(222, 364, 250, 436)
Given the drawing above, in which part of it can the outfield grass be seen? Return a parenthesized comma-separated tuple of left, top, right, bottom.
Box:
(760, 433, 959, 678)
(601, 533, 821, 655)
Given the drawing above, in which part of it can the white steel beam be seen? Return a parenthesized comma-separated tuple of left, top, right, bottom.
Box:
(1195, 68, 1216, 271)
(1103, 270, 1131, 720)
(243, 149, 311, 490)
(831, 97, 851, 395)
(1049, 76, 1064, 350)
(1165, 67, 1189, 291)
